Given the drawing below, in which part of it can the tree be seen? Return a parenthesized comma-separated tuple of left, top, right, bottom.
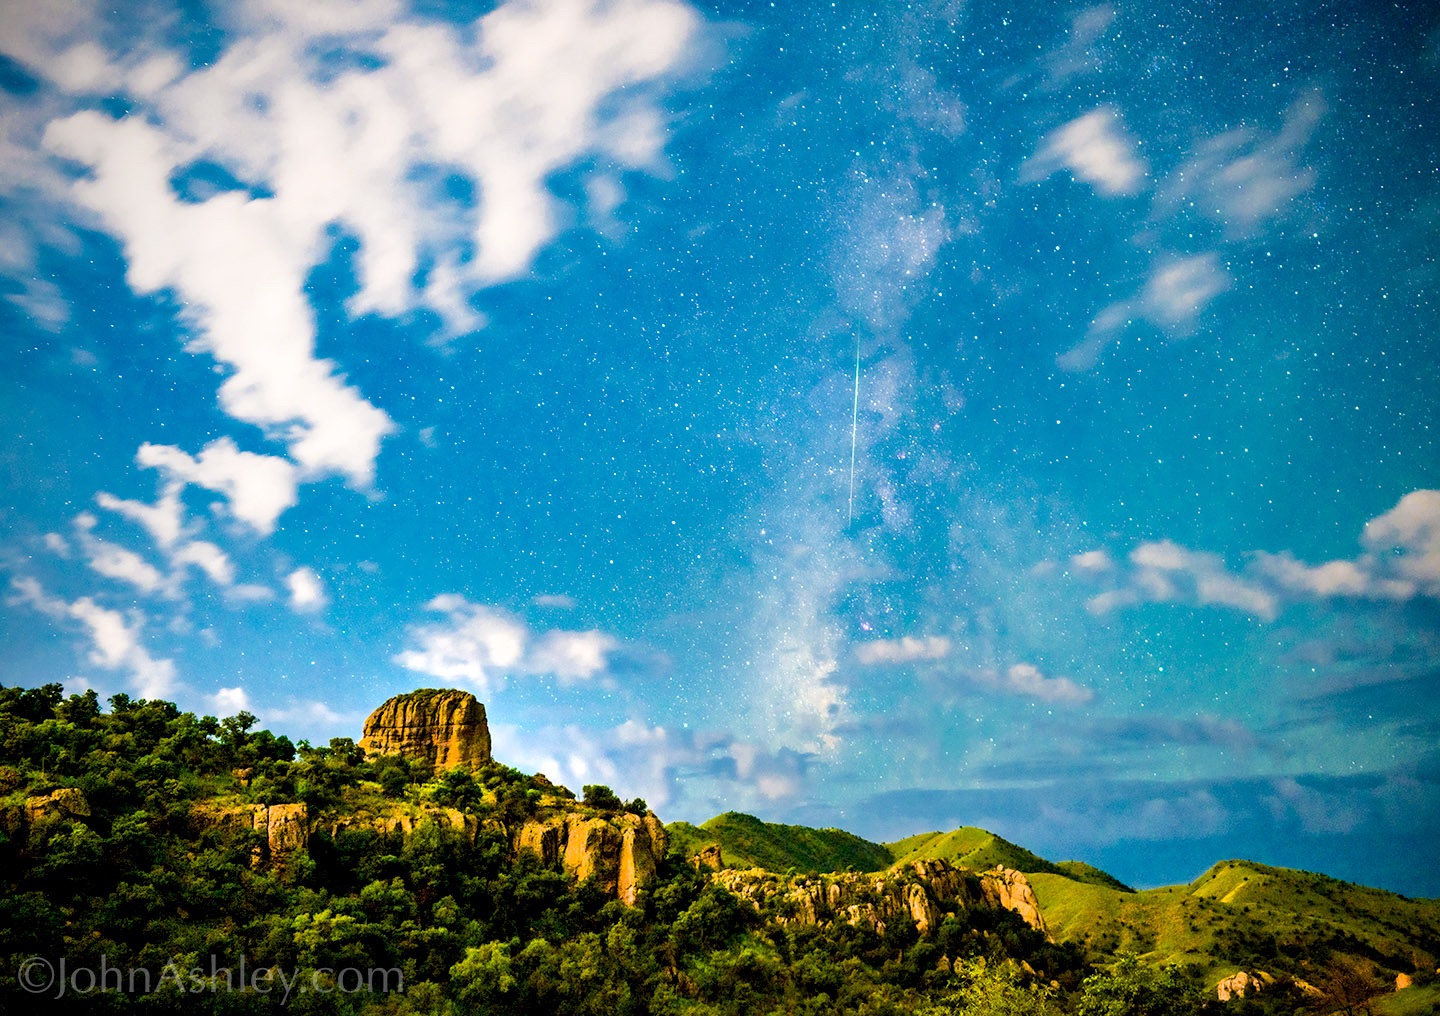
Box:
(582, 784, 621, 811)
(1076, 952, 1213, 1016)
(1307, 955, 1385, 1016)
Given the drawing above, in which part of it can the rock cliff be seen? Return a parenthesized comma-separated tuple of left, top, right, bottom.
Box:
(513, 811, 669, 905)
(714, 859, 1047, 939)
(358, 688, 492, 773)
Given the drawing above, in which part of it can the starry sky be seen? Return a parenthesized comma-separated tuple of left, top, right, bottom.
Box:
(3, 0, 1439, 894)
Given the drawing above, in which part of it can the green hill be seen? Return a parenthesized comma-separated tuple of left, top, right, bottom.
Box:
(886, 826, 1073, 879)
(1030, 857, 1440, 988)
(667, 811, 894, 873)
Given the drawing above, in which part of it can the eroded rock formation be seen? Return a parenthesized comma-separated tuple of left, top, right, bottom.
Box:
(713, 859, 1048, 939)
(513, 811, 669, 905)
(358, 688, 492, 773)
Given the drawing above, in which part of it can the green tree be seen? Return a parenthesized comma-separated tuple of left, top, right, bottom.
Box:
(1076, 952, 1214, 1016)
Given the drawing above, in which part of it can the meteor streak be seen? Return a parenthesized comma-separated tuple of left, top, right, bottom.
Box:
(847, 337, 860, 526)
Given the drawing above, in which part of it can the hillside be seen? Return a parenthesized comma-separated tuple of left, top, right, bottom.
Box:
(4, 683, 1439, 1014)
(667, 811, 893, 873)
(1030, 857, 1440, 991)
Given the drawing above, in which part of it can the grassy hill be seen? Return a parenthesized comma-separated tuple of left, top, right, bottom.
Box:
(1030, 857, 1440, 988)
(666, 811, 894, 873)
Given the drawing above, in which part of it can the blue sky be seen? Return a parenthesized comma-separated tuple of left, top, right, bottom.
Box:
(3, 0, 1439, 894)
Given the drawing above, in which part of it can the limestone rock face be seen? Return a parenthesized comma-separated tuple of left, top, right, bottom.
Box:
(714, 859, 1047, 939)
(512, 811, 668, 905)
(359, 689, 492, 773)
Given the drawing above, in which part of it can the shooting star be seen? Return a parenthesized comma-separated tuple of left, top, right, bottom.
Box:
(847, 337, 860, 525)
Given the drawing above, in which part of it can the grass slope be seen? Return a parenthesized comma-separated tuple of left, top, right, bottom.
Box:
(887, 827, 1072, 878)
(1030, 858, 1440, 988)
(666, 812, 893, 873)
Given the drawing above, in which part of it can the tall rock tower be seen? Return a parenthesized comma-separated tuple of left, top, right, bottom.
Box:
(358, 688, 492, 773)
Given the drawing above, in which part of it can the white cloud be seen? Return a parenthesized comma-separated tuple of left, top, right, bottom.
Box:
(1023, 107, 1147, 197)
(96, 480, 185, 548)
(854, 635, 951, 665)
(11, 0, 701, 549)
(1059, 253, 1229, 371)
(1071, 549, 1113, 573)
(526, 628, 620, 682)
(7, 575, 177, 698)
(977, 663, 1094, 705)
(1360, 488, 1440, 597)
(1077, 489, 1440, 620)
(395, 594, 619, 691)
(533, 593, 577, 608)
(172, 540, 236, 586)
(137, 439, 298, 535)
(72, 513, 168, 594)
(92, 478, 238, 590)
(1086, 539, 1278, 620)
(284, 566, 328, 613)
(212, 685, 252, 715)
(489, 717, 810, 810)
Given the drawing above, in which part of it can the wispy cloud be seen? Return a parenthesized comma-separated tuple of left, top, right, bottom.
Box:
(1059, 253, 1230, 371)
(975, 662, 1094, 705)
(8, 575, 177, 698)
(1155, 89, 1325, 237)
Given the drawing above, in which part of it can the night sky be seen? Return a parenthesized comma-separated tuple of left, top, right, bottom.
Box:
(3, 0, 1439, 895)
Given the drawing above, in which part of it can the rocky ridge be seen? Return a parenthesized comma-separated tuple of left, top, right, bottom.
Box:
(358, 688, 492, 774)
(713, 859, 1048, 939)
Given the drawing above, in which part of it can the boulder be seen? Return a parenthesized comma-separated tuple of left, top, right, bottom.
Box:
(358, 688, 492, 774)
(1216, 970, 1276, 1001)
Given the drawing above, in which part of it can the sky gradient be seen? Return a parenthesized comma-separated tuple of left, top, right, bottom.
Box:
(3, 0, 1439, 894)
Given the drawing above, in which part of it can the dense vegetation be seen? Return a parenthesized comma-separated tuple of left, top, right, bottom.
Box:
(0, 684, 1434, 1014)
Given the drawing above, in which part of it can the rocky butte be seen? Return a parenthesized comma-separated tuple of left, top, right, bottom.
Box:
(358, 687, 492, 773)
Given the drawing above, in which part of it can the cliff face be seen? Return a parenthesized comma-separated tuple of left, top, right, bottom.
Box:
(513, 811, 669, 905)
(358, 688, 492, 773)
(714, 859, 1047, 939)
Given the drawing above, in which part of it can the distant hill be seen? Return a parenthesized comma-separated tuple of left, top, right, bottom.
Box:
(1031, 857, 1440, 990)
(666, 811, 893, 873)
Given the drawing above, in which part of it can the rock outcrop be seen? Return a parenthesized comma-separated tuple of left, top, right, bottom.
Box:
(1216, 970, 1276, 1001)
(713, 859, 1047, 939)
(25, 787, 91, 824)
(191, 801, 312, 863)
(977, 865, 1046, 932)
(513, 811, 669, 905)
(358, 689, 492, 774)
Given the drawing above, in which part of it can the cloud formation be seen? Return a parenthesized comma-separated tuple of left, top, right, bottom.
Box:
(8, 0, 700, 526)
(855, 635, 951, 665)
(394, 594, 620, 691)
(1080, 489, 1440, 619)
(1023, 107, 1147, 196)
(1059, 254, 1230, 371)
(8, 576, 176, 698)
